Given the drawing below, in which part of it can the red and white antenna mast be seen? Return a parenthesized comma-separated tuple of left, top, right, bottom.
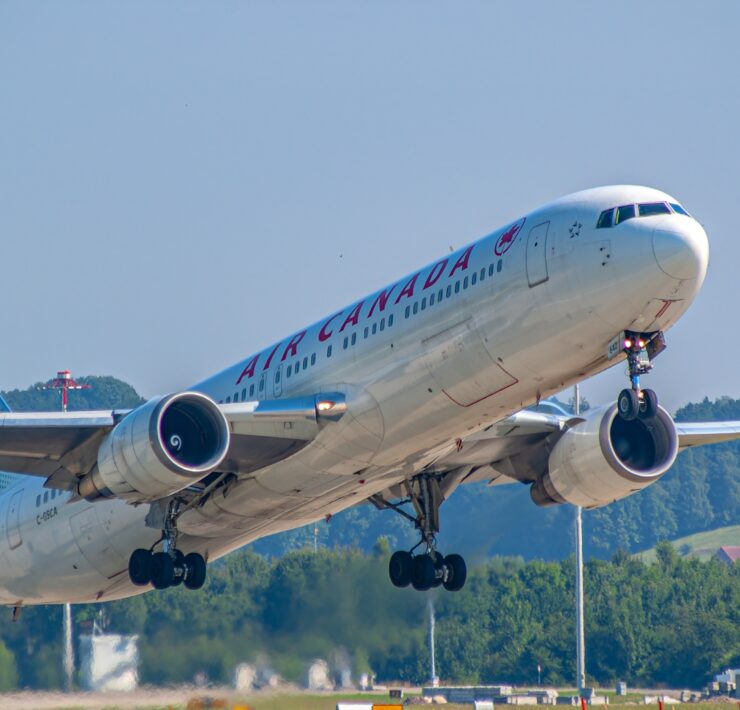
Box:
(40, 370, 91, 412)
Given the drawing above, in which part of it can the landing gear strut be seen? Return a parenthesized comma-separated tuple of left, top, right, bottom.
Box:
(373, 474, 467, 592)
(617, 331, 664, 422)
(128, 500, 207, 591)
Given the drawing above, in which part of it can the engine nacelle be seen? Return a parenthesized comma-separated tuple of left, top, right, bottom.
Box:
(79, 392, 230, 502)
(530, 403, 678, 509)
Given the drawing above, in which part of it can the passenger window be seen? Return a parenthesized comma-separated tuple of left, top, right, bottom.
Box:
(327, 345, 333, 357)
(225, 396, 231, 403)
(446, 285, 452, 297)
(259, 376, 265, 393)
(295, 361, 300, 373)
(50, 489, 55, 500)
(275, 370, 280, 384)
(480, 267, 485, 280)
(287, 365, 292, 377)
(430, 293, 436, 306)
(405, 305, 410, 318)
(372, 323, 377, 334)
(364, 326, 369, 338)
(241, 388, 246, 401)
(343, 337, 349, 349)
(596, 208, 614, 229)
(36, 495, 41, 507)
(489, 264, 494, 276)
(616, 204, 636, 224)
(497, 260, 503, 272)
(421, 297, 426, 310)
(471, 273, 477, 285)
(638, 202, 671, 217)
(43, 492, 48, 504)
(250, 384, 255, 397)
(380, 318, 385, 331)
(463, 276, 469, 289)
(351, 333, 357, 345)
(388, 314, 394, 326)
(455, 281, 460, 293)
(311, 353, 316, 365)
(303, 356, 308, 369)
(413, 302, 418, 314)
(438, 289, 443, 302)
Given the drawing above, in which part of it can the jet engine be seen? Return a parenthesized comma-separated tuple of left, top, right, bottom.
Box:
(530, 402, 678, 509)
(78, 392, 230, 502)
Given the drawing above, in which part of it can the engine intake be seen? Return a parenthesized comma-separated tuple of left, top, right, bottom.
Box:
(530, 402, 678, 509)
(79, 392, 230, 502)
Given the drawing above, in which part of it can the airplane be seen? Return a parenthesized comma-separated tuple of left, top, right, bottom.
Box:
(1, 184, 739, 610)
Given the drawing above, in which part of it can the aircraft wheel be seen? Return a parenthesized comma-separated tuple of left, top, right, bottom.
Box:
(151, 551, 175, 590)
(411, 554, 435, 591)
(170, 550, 185, 587)
(430, 551, 445, 588)
(639, 389, 659, 420)
(128, 549, 153, 586)
(184, 552, 207, 591)
(388, 551, 413, 588)
(618, 389, 639, 421)
(443, 553, 467, 592)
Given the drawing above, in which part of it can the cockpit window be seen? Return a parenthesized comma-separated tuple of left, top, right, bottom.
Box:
(638, 202, 671, 217)
(597, 200, 692, 228)
(596, 208, 614, 229)
(670, 202, 691, 216)
(615, 204, 636, 224)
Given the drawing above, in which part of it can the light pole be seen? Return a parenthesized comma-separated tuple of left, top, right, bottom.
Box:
(574, 384, 586, 696)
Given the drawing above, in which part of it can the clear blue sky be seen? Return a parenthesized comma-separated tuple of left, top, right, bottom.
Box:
(2, 2, 739, 413)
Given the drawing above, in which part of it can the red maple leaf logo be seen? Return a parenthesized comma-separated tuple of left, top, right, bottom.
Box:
(495, 218, 525, 256)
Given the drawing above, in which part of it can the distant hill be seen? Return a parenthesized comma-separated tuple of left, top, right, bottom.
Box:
(3, 377, 739, 562)
(637, 524, 740, 563)
(1, 375, 145, 412)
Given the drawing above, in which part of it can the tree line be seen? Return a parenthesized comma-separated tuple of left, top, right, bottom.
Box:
(0, 543, 737, 691)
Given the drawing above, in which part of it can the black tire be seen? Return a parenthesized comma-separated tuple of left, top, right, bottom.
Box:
(638, 389, 659, 420)
(151, 552, 175, 590)
(411, 554, 435, 591)
(389, 550, 413, 588)
(443, 553, 467, 592)
(184, 552, 207, 591)
(618, 388, 639, 421)
(171, 550, 186, 587)
(128, 548, 153, 586)
(430, 551, 445, 588)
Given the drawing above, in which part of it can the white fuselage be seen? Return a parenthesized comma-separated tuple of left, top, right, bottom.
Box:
(0, 185, 708, 604)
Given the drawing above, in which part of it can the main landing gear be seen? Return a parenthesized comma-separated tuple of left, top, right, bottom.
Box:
(373, 474, 467, 593)
(128, 501, 207, 591)
(616, 330, 665, 422)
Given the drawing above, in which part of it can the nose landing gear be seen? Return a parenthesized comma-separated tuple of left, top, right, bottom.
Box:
(616, 331, 664, 421)
(373, 474, 467, 592)
(127, 501, 207, 591)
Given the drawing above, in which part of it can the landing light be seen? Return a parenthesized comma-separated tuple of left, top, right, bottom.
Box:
(317, 400, 335, 412)
(624, 339, 633, 349)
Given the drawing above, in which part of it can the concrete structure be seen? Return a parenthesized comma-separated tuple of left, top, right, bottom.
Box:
(306, 659, 333, 691)
(79, 633, 138, 692)
(423, 686, 561, 704)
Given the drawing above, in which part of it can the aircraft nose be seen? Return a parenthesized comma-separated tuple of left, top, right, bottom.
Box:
(652, 218, 709, 281)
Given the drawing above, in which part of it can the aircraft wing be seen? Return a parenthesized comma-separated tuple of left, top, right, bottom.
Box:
(674, 420, 740, 449)
(0, 393, 345, 489)
(433, 410, 740, 487)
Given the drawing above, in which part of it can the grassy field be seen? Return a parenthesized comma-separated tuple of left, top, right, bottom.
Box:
(636, 525, 740, 562)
